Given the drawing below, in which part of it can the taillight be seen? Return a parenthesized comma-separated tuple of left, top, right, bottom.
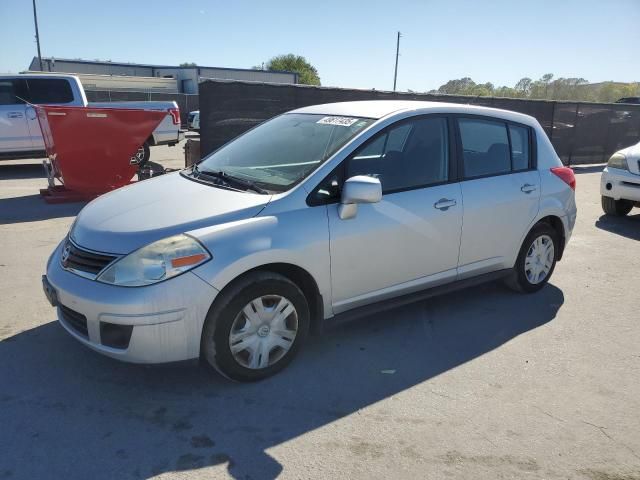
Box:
(168, 107, 180, 125)
(550, 166, 576, 190)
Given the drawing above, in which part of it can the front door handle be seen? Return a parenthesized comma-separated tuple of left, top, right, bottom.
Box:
(521, 183, 537, 194)
(7, 112, 24, 118)
(434, 198, 457, 211)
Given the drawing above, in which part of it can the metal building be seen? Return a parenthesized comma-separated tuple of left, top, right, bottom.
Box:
(28, 57, 298, 94)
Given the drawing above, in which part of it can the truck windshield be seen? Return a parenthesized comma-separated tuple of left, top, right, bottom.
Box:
(197, 113, 374, 192)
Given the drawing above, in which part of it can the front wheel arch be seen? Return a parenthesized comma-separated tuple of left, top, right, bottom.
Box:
(201, 263, 324, 350)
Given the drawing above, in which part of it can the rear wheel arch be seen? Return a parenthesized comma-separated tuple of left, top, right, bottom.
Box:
(536, 216, 566, 260)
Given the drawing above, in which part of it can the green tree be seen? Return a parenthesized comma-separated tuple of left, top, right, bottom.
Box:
(179, 62, 197, 67)
(514, 77, 532, 97)
(261, 54, 320, 85)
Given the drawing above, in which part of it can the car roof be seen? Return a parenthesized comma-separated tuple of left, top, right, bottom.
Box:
(291, 100, 538, 126)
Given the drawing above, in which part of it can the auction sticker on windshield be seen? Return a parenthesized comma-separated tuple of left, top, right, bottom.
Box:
(317, 116, 359, 127)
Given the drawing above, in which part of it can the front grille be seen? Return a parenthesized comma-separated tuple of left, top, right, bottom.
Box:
(61, 239, 117, 276)
(59, 304, 88, 338)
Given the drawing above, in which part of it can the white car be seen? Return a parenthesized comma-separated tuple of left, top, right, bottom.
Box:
(43, 100, 577, 381)
(188, 110, 200, 131)
(601, 141, 640, 215)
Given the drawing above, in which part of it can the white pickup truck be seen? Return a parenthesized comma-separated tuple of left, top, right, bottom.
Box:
(0, 73, 184, 165)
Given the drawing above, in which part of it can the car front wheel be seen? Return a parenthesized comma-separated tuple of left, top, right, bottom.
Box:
(506, 223, 558, 293)
(201, 272, 310, 382)
(601, 196, 633, 216)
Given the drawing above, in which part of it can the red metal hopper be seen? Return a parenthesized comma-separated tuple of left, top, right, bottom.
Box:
(36, 105, 167, 203)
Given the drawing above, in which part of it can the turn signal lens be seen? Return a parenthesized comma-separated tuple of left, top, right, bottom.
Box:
(171, 253, 207, 268)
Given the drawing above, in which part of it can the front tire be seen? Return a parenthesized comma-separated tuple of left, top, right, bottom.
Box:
(201, 272, 310, 382)
(601, 196, 633, 216)
(506, 223, 558, 293)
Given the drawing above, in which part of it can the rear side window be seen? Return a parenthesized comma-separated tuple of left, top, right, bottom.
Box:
(347, 116, 449, 193)
(458, 118, 533, 178)
(26, 79, 74, 104)
(459, 119, 510, 178)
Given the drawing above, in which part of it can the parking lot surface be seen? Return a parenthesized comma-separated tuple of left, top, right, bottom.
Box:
(1, 147, 639, 479)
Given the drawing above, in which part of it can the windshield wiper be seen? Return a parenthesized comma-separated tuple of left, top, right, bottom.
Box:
(195, 167, 268, 194)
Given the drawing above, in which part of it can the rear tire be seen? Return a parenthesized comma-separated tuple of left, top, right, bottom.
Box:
(505, 223, 558, 293)
(201, 272, 310, 382)
(601, 196, 633, 216)
(130, 142, 150, 168)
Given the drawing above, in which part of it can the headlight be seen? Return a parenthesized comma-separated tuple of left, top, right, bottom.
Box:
(97, 234, 211, 287)
(607, 153, 628, 171)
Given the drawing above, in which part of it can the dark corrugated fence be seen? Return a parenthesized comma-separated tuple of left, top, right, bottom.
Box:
(198, 80, 640, 165)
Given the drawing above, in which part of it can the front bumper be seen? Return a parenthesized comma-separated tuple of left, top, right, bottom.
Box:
(45, 242, 218, 364)
(601, 167, 640, 202)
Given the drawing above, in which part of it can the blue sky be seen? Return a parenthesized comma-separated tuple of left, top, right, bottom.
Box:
(1, 0, 639, 91)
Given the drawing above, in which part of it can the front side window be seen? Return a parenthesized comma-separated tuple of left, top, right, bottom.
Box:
(0, 80, 26, 105)
(347, 116, 449, 193)
(197, 113, 374, 192)
(25, 79, 74, 104)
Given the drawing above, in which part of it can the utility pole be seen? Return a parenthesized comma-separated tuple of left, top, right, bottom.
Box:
(32, 0, 43, 71)
(393, 31, 401, 91)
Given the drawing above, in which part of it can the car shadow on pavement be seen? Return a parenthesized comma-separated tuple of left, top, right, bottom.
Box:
(0, 194, 85, 225)
(594, 213, 640, 241)
(0, 282, 563, 480)
(0, 162, 46, 180)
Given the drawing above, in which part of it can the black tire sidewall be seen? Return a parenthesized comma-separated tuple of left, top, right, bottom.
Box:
(132, 142, 150, 168)
(602, 196, 632, 216)
(514, 224, 559, 293)
(203, 274, 310, 382)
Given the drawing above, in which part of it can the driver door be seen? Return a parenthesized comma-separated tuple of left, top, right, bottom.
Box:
(322, 115, 463, 314)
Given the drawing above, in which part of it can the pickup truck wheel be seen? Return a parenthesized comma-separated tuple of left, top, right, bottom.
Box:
(601, 196, 633, 216)
(201, 272, 310, 382)
(130, 142, 150, 167)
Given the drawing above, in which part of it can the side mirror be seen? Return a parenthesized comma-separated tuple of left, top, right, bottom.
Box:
(338, 175, 382, 220)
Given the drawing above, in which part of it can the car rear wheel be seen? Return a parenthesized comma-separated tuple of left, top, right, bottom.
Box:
(601, 196, 633, 216)
(506, 223, 558, 293)
(130, 142, 150, 168)
(201, 272, 310, 382)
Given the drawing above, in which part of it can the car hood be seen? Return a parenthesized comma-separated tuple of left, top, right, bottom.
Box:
(71, 172, 272, 254)
(616, 141, 640, 159)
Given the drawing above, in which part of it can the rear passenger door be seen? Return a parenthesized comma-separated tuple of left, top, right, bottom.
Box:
(456, 116, 540, 277)
(24, 78, 76, 150)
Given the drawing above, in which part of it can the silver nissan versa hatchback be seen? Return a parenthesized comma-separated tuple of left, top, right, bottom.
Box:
(43, 101, 577, 381)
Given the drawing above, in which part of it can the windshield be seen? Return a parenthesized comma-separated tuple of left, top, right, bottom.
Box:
(196, 113, 374, 192)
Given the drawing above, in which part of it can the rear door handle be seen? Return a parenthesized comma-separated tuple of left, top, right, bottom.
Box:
(521, 183, 537, 194)
(7, 112, 24, 118)
(434, 198, 457, 211)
